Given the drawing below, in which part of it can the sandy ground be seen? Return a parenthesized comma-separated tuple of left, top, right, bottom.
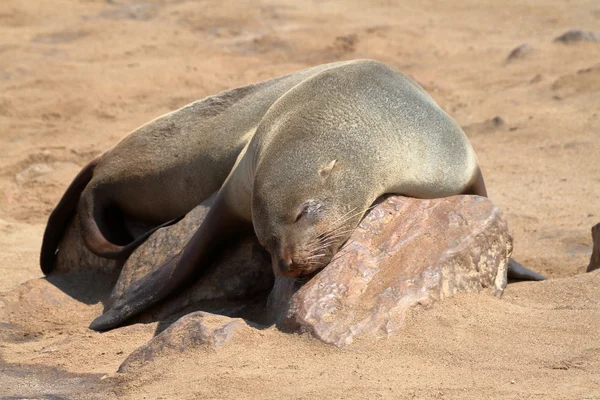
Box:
(0, 0, 599, 398)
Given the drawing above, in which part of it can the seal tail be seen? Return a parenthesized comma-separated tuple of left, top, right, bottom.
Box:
(40, 157, 101, 275)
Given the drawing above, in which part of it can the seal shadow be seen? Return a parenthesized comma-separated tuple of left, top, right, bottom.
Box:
(44, 212, 125, 306)
(44, 268, 121, 306)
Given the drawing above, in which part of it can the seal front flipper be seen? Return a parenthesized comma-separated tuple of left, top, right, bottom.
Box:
(40, 156, 101, 274)
(507, 258, 546, 281)
(89, 192, 247, 331)
(89, 252, 184, 331)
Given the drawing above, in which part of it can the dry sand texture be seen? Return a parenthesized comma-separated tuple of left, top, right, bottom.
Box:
(0, 0, 599, 399)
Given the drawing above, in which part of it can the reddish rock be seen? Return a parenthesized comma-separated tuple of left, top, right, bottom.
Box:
(587, 223, 600, 273)
(275, 195, 511, 347)
(118, 312, 250, 372)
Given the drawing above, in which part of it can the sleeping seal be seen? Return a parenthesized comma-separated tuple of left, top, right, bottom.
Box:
(90, 59, 525, 331)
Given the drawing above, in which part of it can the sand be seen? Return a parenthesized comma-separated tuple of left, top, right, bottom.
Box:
(1, 0, 599, 398)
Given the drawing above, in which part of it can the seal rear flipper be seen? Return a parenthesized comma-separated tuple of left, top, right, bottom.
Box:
(78, 184, 184, 260)
(82, 211, 183, 260)
(89, 194, 246, 331)
(40, 157, 101, 275)
(507, 258, 546, 281)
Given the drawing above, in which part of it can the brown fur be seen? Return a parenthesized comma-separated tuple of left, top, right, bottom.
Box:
(40, 62, 350, 273)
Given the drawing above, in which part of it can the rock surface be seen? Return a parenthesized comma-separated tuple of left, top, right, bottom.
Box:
(118, 312, 251, 372)
(587, 222, 600, 272)
(274, 195, 511, 347)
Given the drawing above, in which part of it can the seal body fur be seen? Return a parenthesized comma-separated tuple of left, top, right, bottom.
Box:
(40, 61, 353, 273)
(89, 59, 490, 330)
(248, 60, 481, 275)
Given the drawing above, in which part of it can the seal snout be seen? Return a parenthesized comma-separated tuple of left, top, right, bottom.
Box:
(273, 245, 329, 277)
(277, 257, 299, 277)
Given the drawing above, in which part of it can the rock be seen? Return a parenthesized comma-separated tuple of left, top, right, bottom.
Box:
(505, 43, 532, 63)
(554, 29, 600, 43)
(267, 275, 303, 323)
(587, 223, 600, 272)
(274, 195, 511, 347)
(118, 312, 250, 372)
(109, 196, 215, 300)
(530, 74, 542, 84)
(106, 196, 273, 324)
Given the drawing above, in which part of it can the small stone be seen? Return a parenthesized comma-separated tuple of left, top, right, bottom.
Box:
(554, 29, 600, 43)
(530, 74, 542, 83)
(506, 43, 533, 63)
(118, 312, 250, 372)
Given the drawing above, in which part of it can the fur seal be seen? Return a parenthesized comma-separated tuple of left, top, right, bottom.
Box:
(40, 61, 354, 274)
(90, 59, 543, 331)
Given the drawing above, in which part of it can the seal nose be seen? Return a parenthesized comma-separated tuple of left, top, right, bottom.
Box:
(278, 258, 293, 274)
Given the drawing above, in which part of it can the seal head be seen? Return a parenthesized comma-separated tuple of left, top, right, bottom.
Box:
(253, 157, 373, 277)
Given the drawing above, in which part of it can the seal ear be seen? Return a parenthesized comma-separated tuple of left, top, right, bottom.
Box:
(319, 160, 337, 179)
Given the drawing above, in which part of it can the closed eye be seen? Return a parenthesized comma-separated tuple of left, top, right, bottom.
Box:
(294, 206, 308, 222)
(294, 201, 322, 223)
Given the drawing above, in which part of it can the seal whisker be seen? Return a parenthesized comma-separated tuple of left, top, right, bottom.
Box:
(318, 207, 358, 232)
(312, 230, 356, 248)
(313, 225, 359, 245)
(313, 204, 376, 241)
(305, 253, 326, 260)
(313, 207, 362, 239)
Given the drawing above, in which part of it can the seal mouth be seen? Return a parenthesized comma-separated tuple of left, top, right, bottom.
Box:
(273, 250, 332, 277)
(276, 257, 303, 277)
